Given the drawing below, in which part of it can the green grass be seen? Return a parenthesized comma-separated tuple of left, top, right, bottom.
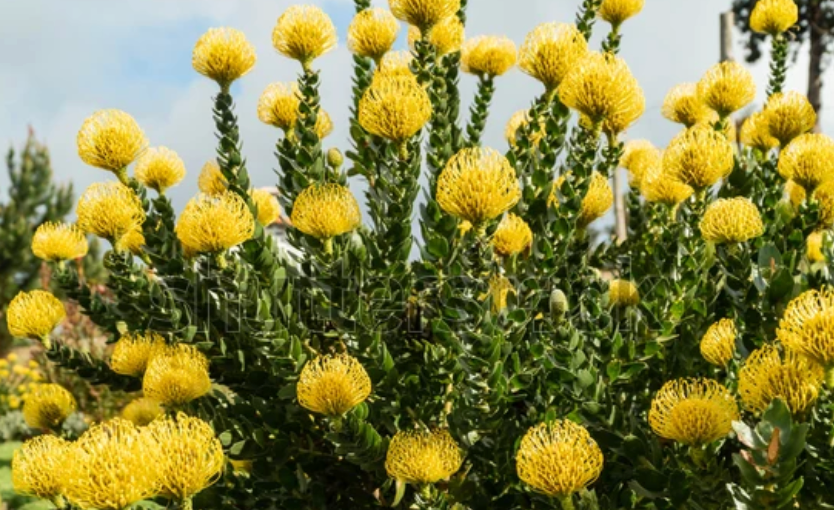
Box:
(0, 442, 52, 510)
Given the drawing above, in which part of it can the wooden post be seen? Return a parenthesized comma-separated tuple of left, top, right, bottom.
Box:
(720, 11, 735, 62)
(614, 168, 627, 243)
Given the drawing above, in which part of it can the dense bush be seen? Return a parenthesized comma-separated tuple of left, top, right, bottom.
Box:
(7, 0, 834, 509)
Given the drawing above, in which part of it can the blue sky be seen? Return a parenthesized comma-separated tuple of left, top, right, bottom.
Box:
(0, 0, 830, 227)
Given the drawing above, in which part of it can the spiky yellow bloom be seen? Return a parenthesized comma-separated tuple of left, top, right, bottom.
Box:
(608, 279, 640, 307)
(437, 147, 521, 225)
(807, 231, 827, 262)
(192, 28, 256, 89)
(143, 344, 212, 406)
(700, 319, 737, 367)
(116, 228, 145, 255)
(661, 83, 713, 128)
(738, 344, 824, 415)
(251, 188, 281, 225)
(377, 51, 415, 78)
(516, 420, 603, 498)
(390, 0, 460, 30)
(785, 179, 807, 208)
(22, 383, 76, 430)
(551, 172, 614, 228)
(461, 36, 517, 77)
(257, 82, 300, 131)
(197, 160, 227, 195)
(297, 354, 371, 416)
(505, 110, 545, 147)
(750, 0, 799, 35)
(697, 61, 756, 117)
(386, 429, 463, 483)
(64, 418, 163, 510)
(700, 197, 764, 244)
(121, 397, 165, 426)
(663, 124, 735, 189)
(272, 5, 337, 65)
(31, 222, 89, 262)
(598, 0, 645, 27)
(7, 290, 65, 341)
(764, 92, 816, 146)
(740, 111, 779, 152)
(148, 413, 225, 500)
(649, 378, 738, 445)
(176, 192, 255, 254)
(348, 8, 400, 61)
(421, 15, 465, 56)
(486, 274, 515, 313)
(777, 288, 834, 366)
(778, 134, 834, 192)
(813, 180, 834, 226)
(640, 164, 695, 205)
(519, 23, 588, 91)
(76, 182, 145, 244)
(492, 214, 533, 256)
(620, 140, 661, 187)
(134, 146, 186, 193)
(110, 331, 165, 377)
(291, 184, 362, 239)
(558, 52, 645, 135)
(77, 109, 148, 173)
(315, 110, 335, 139)
(12, 435, 68, 501)
(359, 76, 432, 143)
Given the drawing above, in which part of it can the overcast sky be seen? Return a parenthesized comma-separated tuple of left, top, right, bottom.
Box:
(0, 0, 831, 224)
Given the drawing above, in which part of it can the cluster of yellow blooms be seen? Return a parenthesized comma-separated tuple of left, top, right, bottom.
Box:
(0, 354, 44, 412)
(13, 414, 224, 510)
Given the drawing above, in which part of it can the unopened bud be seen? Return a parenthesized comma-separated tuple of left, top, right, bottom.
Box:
(550, 289, 568, 322)
(327, 148, 344, 169)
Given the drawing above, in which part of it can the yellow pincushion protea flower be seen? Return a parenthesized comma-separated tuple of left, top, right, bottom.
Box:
(785, 179, 807, 208)
(32, 222, 89, 262)
(147, 413, 225, 500)
(390, 0, 460, 30)
(121, 397, 165, 426)
(738, 344, 824, 415)
(297, 354, 371, 416)
(807, 231, 827, 262)
(740, 111, 779, 152)
(257, 82, 300, 131)
(750, 0, 799, 35)
(505, 109, 546, 147)
(385, 429, 463, 484)
(12, 435, 68, 502)
(251, 188, 281, 225)
(359, 76, 432, 143)
(461, 36, 517, 77)
(662, 124, 735, 189)
(778, 133, 834, 192)
(22, 383, 77, 430)
(661, 83, 713, 128)
(648, 378, 739, 445)
(348, 8, 400, 61)
(764, 91, 816, 146)
(110, 331, 165, 377)
(558, 51, 645, 136)
(134, 146, 186, 193)
(551, 172, 614, 228)
(176, 192, 255, 254)
(272, 5, 337, 66)
(516, 420, 603, 498)
(598, 0, 645, 27)
(486, 274, 515, 313)
(409, 15, 465, 56)
(777, 288, 834, 367)
(192, 28, 256, 89)
(377, 51, 415, 79)
(77, 109, 148, 174)
(813, 179, 834, 227)
(197, 160, 228, 195)
(492, 214, 533, 256)
(436, 147, 521, 225)
(697, 61, 756, 117)
(519, 23, 588, 91)
(143, 344, 212, 407)
(64, 418, 163, 510)
(640, 164, 695, 206)
(76, 182, 145, 245)
(116, 228, 145, 255)
(700, 197, 764, 244)
(608, 279, 639, 307)
(291, 183, 362, 239)
(700, 319, 737, 367)
(7, 290, 65, 342)
(620, 140, 661, 187)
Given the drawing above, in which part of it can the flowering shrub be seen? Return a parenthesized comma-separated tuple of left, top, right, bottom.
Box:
(6, 0, 834, 509)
